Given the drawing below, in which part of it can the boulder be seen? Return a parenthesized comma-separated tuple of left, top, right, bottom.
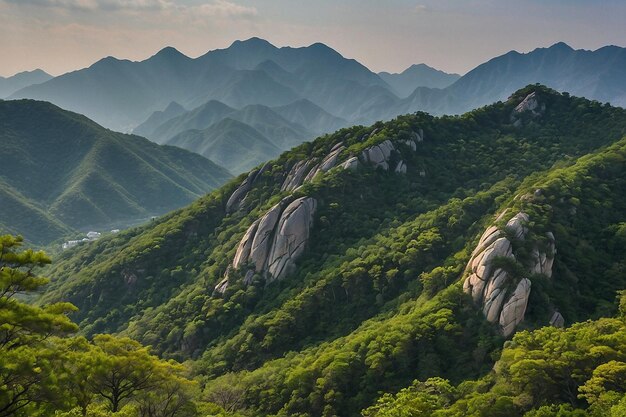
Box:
(282, 160, 314, 192)
(360, 140, 395, 170)
(226, 169, 258, 213)
(248, 200, 286, 271)
(305, 145, 346, 181)
(214, 276, 229, 294)
(549, 311, 565, 328)
(464, 237, 513, 304)
(463, 211, 557, 336)
(394, 160, 407, 174)
(505, 212, 529, 239)
(511, 92, 546, 123)
(266, 197, 317, 282)
(499, 278, 531, 337)
(232, 219, 260, 269)
(340, 157, 359, 171)
(226, 163, 272, 213)
(220, 196, 318, 289)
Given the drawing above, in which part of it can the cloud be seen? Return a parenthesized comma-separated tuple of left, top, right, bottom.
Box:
(194, 0, 257, 18)
(1, 0, 256, 16)
(414, 4, 429, 13)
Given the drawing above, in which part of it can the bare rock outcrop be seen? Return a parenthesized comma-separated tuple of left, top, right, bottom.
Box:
(463, 212, 556, 337)
(511, 92, 546, 126)
(341, 156, 359, 171)
(281, 160, 315, 192)
(304, 144, 346, 182)
(226, 163, 270, 213)
(215, 196, 317, 293)
(360, 140, 394, 170)
(266, 197, 317, 282)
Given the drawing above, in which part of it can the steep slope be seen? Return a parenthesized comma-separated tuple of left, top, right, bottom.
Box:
(0, 69, 52, 98)
(0, 99, 232, 245)
(145, 100, 314, 169)
(165, 118, 280, 174)
(379, 63, 461, 97)
(132, 101, 186, 138)
(227, 104, 310, 149)
(149, 100, 236, 144)
(273, 98, 348, 135)
(39, 87, 626, 416)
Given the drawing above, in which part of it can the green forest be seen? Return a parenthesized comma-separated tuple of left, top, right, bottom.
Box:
(2, 85, 626, 416)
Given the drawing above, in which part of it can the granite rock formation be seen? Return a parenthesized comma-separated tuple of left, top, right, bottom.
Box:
(463, 212, 556, 336)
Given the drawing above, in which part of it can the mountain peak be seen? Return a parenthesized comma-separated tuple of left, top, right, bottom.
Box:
(150, 46, 188, 61)
(230, 37, 276, 50)
(547, 41, 574, 52)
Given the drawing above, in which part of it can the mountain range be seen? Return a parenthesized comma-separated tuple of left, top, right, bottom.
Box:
(8, 40, 626, 176)
(0, 99, 231, 245)
(378, 63, 461, 96)
(0, 69, 52, 98)
(36, 86, 626, 416)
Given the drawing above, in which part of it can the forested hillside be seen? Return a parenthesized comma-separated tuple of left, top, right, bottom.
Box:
(0, 100, 232, 245)
(31, 85, 626, 416)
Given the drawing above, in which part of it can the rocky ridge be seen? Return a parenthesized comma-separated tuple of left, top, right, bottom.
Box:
(463, 211, 556, 336)
(217, 128, 424, 293)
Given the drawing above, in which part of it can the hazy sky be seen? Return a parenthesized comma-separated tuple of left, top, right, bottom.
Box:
(1, 0, 626, 77)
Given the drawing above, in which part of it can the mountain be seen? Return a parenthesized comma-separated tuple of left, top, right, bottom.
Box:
(0, 99, 232, 245)
(10, 39, 395, 132)
(398, 42, 626, 116)
(132, 101, 186, 138)
(165, 118, 281, 174)
(0, 69, 52, 98)
(378, 63, 461, 96)
(142, 99, 320, 170)
(37, 86, 626, 416)
(273, 98, 348, 135)
(149, 100, 237, 144)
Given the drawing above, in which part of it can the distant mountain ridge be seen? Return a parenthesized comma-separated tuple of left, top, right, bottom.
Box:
(10, 38, 395, 132)
(135, 97, 346, 173)
(0, 69, 52, 98)
(9, 40, 626, 172)
(0, 99, 232, 245)
(378, 63, 460, 96)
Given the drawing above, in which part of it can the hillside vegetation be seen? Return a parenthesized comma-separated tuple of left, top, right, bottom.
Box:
(0, 99, 232, 245)
(33, 85, 626, 416)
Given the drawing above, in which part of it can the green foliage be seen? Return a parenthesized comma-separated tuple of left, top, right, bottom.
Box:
(0, 100, 232, 245)
(0, 235, 204, 417)
(28, 86, 626, 416)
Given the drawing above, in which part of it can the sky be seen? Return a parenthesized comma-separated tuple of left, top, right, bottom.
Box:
(1, 0, 626, 77)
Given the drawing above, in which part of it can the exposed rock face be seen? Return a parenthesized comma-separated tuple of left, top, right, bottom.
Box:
(282, 160, 315, 192)
(463, 212, 556, 337)
(232, 220, 260, 269)
(511, 92, 546, 126)
(266, 197, 317, 282)
(499, 278, 532, 337)
(248, 201, 286, 271)
(304, 144, 345, 182)
(216, 196, 317, 293)
(550, 311, 565, 328)
(360, 140, 394, 170)
(226, 162, 270, 213)
(341, 156, 359, 171)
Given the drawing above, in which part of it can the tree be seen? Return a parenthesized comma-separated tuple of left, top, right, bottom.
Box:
(0, 235, 77, 417)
